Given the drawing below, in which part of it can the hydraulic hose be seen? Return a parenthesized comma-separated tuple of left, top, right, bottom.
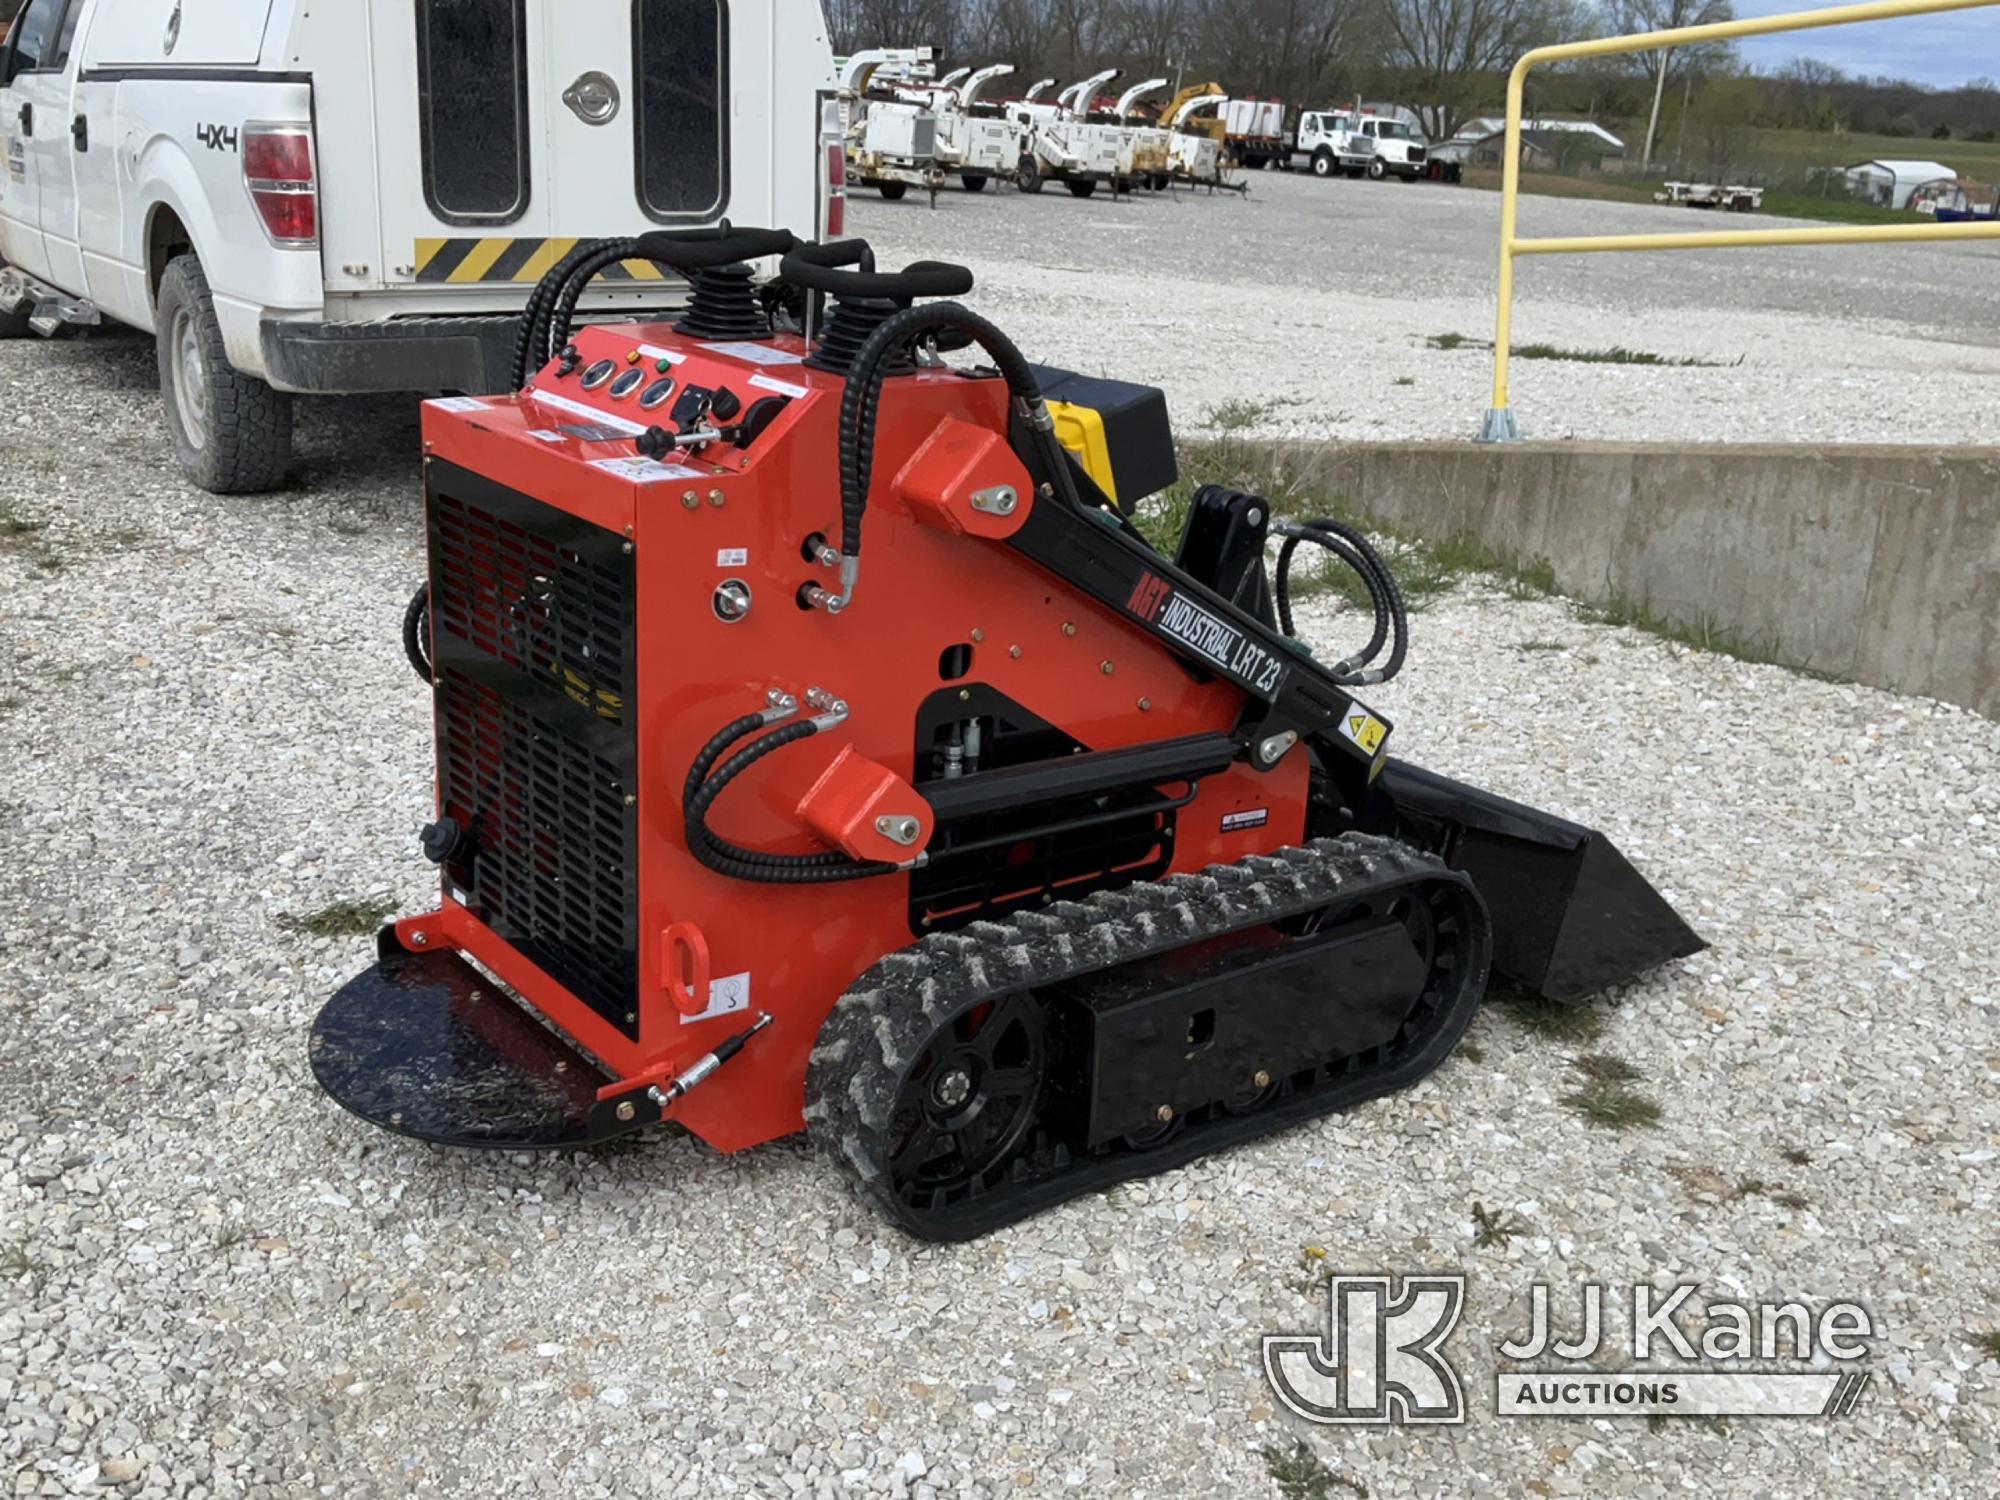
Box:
(509, 238, 615, 389)
(1274, 516, 1410, 686)
(402, 582, 433, 683)
(682, 713, 900, 884)
(834, 301, 1081, 603)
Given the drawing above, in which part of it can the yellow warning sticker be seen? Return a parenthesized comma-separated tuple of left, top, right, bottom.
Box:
(1338, 707, 1388, 756)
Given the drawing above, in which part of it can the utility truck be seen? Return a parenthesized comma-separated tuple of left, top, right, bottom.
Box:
(1292, 110, 1375, 178)
(0, 0, 838, 493)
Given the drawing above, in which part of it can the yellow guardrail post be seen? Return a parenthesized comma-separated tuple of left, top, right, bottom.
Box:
(1479, 0, 2000, 443)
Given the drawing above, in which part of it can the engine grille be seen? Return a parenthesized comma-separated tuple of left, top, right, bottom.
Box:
(426, 463, 640, 1037)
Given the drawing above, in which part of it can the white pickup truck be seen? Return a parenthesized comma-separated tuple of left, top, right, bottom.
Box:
(0, 0, 836, 492)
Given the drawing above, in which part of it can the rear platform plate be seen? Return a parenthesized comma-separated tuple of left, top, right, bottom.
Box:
(310, 932, 612, 1149)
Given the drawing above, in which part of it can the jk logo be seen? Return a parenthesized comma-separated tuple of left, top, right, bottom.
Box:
(1263, 1274, 1467, 1425)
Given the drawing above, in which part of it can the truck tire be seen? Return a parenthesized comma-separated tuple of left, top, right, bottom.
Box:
(961, 172, 988, 192)
(155, 254, 294, 494)
(1017, 157, 1043, 194)
(1066, 179, 1096, 199)
(1311, 149, 1335, 179)
(878, 181, 908, 200)
(1367, 157, 1387, 180)
(0, 256, 29, 339)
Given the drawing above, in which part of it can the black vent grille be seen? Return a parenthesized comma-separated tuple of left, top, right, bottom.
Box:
(427, 465, 640, 1037)
(431, 491, 631, 727)
(437, 675, 638, 1024)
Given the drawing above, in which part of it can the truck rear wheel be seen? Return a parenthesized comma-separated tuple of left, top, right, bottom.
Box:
(1066, 179, 1096, 199)
(961, 172, 988, 192)
(0, 257, 29, 339)
(878, 181, 908, 200)
(155, 256, 294, 494)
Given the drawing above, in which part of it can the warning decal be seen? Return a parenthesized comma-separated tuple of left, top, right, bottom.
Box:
(1222, 808, 1270, 833)
(1337, 707, 1388, 756)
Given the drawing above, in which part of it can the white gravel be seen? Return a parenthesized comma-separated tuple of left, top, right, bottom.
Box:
(859, 173, 2000, 446)
(2, 204, 1998, 1498)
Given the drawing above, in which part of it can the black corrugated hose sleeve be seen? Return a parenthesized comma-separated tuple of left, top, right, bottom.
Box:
(1276, 527, 1390, 670)
(684, 717, 899, 883)
(547, 239, 644, 366)
(1285, 516, 1409, 683)
(836, 301, 1067, 567)
(402, 582, 433, 683)
(511, 239, 611, 388)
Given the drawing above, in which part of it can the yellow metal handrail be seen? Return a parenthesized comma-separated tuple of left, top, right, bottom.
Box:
(1483, 0, 2000, 441)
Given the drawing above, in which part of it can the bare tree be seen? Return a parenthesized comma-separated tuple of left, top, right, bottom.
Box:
(1607, 0, 1736, 167)
(1376, 0, 1583, 140)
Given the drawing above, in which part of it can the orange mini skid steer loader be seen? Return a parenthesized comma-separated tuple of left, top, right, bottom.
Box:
(312, 227, 1700, 1240)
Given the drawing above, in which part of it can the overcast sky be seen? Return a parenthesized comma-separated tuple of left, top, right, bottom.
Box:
(1730, 0, 1999, 88)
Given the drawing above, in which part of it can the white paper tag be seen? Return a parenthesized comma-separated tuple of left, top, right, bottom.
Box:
(590, 456, 703, 484)
(748, 372, 809, 398)
(682, 970, 751, 1024)
(716, 547, 748, 567)
(526, 429, 565, 443)
(426, 396, 488, 414)
(637, 344, 684, 364)
(706, 341, 806, 366)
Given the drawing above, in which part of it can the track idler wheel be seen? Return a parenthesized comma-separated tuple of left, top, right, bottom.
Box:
(805, 835, 1492, 1240)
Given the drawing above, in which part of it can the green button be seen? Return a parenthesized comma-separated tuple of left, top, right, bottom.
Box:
(656, 357, 673, 374)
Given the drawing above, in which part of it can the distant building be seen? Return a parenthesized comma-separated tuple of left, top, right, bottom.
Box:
(1843, 159, 1956, 209)
(1441, 126, 1627, 173)
(1448, 116, 1626, 152)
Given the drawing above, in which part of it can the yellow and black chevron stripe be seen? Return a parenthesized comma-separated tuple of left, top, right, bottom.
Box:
(413, 237, 677, 285)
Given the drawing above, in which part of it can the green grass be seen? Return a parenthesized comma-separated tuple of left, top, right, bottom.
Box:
(1426, 332, 1725, 368)
(1264, 1441, 1367, 1500)
(1562, 1081, 1663, 1131)
(277, 894, 399, 938)
(1206, 398, 1274, 432)
(1578, 594, 1836, 677)
(1500, 993, 1605, 1043)
(1570, 1054, 1644, 1084)
(1471, 1200, 1528, 1249)
(1514, 343, 1730, 368)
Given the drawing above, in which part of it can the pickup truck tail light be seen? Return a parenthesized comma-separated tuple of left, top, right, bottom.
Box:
(825, 143, 847, 239)
(243, 125, 318, 247)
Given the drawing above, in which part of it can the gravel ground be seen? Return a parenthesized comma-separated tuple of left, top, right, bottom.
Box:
(858, 173, 2000, 445)
(3, 216, 1998, 1498)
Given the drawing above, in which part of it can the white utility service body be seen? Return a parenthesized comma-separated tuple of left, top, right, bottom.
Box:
(839, 47, 945, 202)
(0, 0, 836, 490)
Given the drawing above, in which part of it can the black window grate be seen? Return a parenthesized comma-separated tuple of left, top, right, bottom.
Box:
(415, 0, 532, 225)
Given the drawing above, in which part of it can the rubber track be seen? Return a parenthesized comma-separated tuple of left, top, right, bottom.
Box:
(804, 833, 1491, 1240)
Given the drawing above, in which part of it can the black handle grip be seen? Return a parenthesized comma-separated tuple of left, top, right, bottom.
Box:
(780, 239, 975, 300)
(632, 223, 797, 270)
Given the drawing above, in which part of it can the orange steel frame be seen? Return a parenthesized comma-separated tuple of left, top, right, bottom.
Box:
(396, 320, 1311, 1155)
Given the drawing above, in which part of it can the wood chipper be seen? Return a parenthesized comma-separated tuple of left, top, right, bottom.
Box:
(312, 226, 1702, 1240)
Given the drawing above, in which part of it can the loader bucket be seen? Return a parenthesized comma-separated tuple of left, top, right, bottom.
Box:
(1362, 760, 1704, 1004)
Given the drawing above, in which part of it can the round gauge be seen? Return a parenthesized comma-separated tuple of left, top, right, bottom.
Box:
(608, 367, 647, 401)
(638, 376, 676, 411)
(579, 358, 617, 390)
